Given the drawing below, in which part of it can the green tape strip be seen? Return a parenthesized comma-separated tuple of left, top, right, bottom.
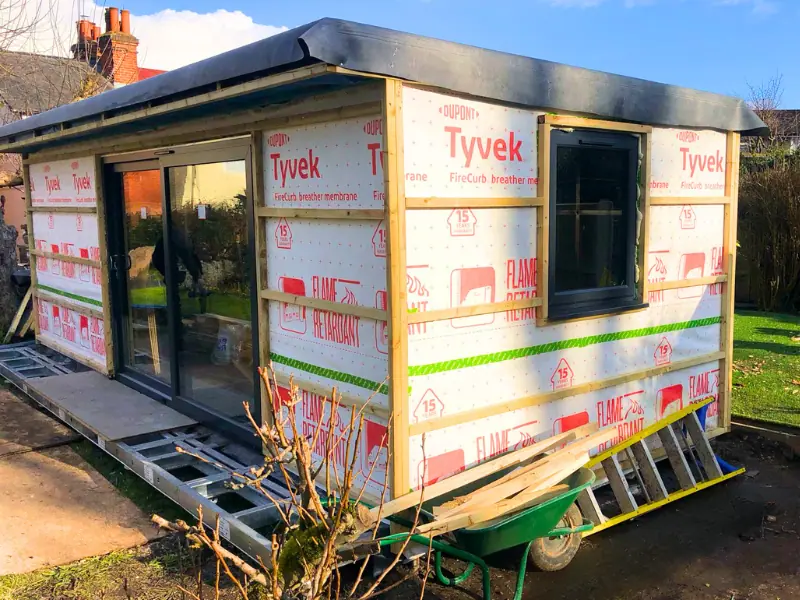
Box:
(270, 353, 389, 395)
(408, 316, 721, 377)
(38, 284, 103, 308)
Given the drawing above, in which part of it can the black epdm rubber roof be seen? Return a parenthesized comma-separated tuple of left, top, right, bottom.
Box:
(0, 17, 767, 149)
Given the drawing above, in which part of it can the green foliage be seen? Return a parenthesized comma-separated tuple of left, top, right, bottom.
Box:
(737, 160, 800, 312)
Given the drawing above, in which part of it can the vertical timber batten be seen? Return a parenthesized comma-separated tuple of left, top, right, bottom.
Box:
(93, 156, 114, 375)
(720, 132, 741, 431)
(252, 131, 272, 431)
(21, 160, 38, 337)
(536, 121, 551, 322)
(383, 79, 410, 498)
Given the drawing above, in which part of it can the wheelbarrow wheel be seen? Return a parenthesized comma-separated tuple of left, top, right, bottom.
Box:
(527, 504, 582, 572)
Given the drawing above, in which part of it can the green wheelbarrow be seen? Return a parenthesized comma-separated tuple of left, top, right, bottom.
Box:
(376, 467, 595, 600)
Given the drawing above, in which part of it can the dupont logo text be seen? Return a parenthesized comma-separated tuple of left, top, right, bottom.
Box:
(363, 118, 383, 136)
(267, 132, 291, 147)
(676, 131, 700, 143)
(439, 104, 479, 121)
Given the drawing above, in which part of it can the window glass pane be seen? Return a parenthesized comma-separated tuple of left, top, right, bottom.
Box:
(554, 145, 631, 293)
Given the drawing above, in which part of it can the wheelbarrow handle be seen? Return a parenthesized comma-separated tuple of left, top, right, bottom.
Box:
(546, 517, 594, 538)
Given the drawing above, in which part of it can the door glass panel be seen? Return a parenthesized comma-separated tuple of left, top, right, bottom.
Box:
(167, 161, 253, 420)
(121, 169, 171, 382)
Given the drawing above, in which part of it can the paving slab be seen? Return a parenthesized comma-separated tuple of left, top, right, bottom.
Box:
(0, 444, 161, 575)
(32, 370, 196, 441)
(0, 389, 79, 457)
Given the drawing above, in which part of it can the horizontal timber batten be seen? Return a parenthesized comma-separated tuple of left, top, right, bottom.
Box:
(272, 371, 390, 418)
(542, 114, 652, 133)
(33, 338, 107, 374)
(407, 350, 726, 436)
(649, 275, 727, 291)
(256, 207, 384, 220)
(28, 205, 97, 214)
(405, 197, 544, 209)
(250, 101, 382, 133)
(34, 289, 104, 318)
(1, 65, 330, 152)
(650, 196, 730, 206)
(30, 249, 101, 268)
(261, 289, 387, 321)
(407, 297, 541, 324)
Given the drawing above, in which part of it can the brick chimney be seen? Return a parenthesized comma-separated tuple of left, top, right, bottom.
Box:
(98, 7, 139, 86)
(72, 18, 99, 65)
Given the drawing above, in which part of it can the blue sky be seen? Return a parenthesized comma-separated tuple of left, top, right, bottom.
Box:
(39, 0, 797, 105)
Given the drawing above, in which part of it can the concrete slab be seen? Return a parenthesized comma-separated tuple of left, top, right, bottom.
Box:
(0, 444, 161, 575)
(32, 371, 196, 441)
(0, 389, 80, 457)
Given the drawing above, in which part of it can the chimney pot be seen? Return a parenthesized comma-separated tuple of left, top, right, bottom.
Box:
(106, 7, 120, 33)
(121, 9, 130, 34)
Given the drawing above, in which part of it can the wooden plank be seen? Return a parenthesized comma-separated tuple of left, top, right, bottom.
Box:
(640, 132, 652, 301)
(368, 427, 584, 520)
(650, 196, 730, 206)
(0, 65, 331, 153)
(648, 275, 727, 292)
(249, 100, 382, 134)
(27, 206, 98, 214)
(405, 197, 545, 209)
(602, 454, 638, 514)
(260, 289, 387, 321)
(415, 454, 588, 536)
(256, 207, 384, 220)
(383, 79, 410, 499)
(19, 311, 35, 337)
(21, 162, 38, 337)
(93, 156, 114, 375)
(658, 424, 697, 490)
(251, 131, 272, 435)
(537, 122, 551, 321)
(433, 425, 613, 520)
(29, 249, 101, 268)
(409, 351, 726, 436)
(406, 297, 541, 324)
(719, 131, 741, 432)
(542, 114, 652, 134)
(630, 440, 668, 501)
(3, 287, 32, 343)
(33, 289, 105, 319)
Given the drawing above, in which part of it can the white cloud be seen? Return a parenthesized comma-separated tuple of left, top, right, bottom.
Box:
(5, 0, 288, 71)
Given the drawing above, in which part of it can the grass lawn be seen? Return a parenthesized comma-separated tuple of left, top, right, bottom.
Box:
(732, 310, 800, 427)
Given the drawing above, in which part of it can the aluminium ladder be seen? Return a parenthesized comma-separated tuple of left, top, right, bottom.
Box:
(578, 396, 745, 535)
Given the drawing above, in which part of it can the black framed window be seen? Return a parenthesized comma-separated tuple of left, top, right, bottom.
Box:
(548, 128, 643, 320)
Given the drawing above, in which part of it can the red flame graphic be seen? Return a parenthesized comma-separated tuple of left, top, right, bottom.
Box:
(406, 274, 430, 297)
(267, 133, 290, 147)
(649, 256, 667, 277)
(341, 288, 357, 305)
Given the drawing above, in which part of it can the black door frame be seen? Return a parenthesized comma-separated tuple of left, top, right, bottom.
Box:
(103, 137, 260, 445)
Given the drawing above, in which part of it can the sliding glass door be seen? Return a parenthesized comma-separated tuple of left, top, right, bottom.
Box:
(106, 139, 259, 436)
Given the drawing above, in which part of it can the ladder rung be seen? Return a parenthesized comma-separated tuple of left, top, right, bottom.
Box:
(602, 454, 638, 514)
(630, 440, 668, 501)
(657, 424, 696, 490)
(682, 412, 724, 479)
(577, 488, 606, 525)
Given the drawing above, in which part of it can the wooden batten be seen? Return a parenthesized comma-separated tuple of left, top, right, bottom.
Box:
(405, 197, 544, 209)
(33, 289, 104, 320)
(256, 207, 384, 220)
(28, 205, 97, 214)
(650, 196, 730, 206)
(648, 275, 728, 291)
(21, 162, 39, 337)
(542, 114, 652, 134)
(260, 289, 387, 321)
(407, 297, 541, 324)
(383, 79, 410, 498)
(536, 122, 551, 322)
(29, 249, 101, 268)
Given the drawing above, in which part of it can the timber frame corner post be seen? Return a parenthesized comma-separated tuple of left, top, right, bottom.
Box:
(535, 114, 653, 325)
(719, 131, 741, 432)
(21, 158, 38, 337)
(93, 155, 116, 376)
(382, 78, 410, 499)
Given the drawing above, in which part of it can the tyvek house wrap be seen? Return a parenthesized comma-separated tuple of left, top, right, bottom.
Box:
(0, 18, 766, 145)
